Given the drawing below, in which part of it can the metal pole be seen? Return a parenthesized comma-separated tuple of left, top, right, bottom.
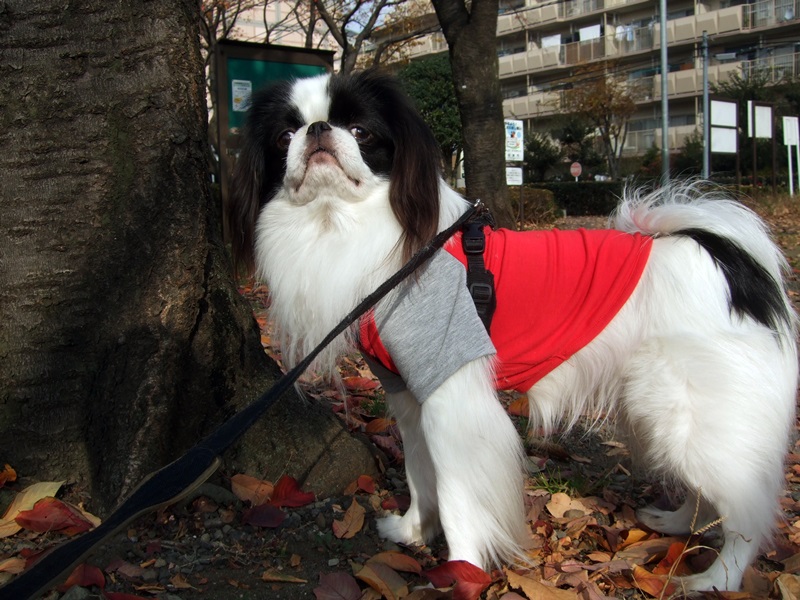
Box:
(702, 31, 710, 179)
(660, 0, 669, 184)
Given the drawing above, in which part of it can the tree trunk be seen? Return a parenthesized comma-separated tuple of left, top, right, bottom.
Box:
(0, 0, 376, 515)
(430, 0, 515, 227)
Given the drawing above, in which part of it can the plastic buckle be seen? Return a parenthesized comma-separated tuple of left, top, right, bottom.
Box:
(469, 282, 493, 304)
(463, 224, 485, 254)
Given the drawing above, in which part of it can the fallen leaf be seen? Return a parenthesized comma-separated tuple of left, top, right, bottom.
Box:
(0, 557, 25, 574)
(0, 481, 64, 538)
(630, 565, 676, 597)
(381, 495, 410, 511)
(425, 560, 492, 600)
(367, 551, 423, 574)
(545, 492, 590, 519)
(333, 499, 365, 539)
(15, 497, 94, 536)
(508, 396, 529, 416)
(365, 418, 394, 434)
(614, 536, 680, 565)
(356, 474, 376, 494)
(262, 569, 308, 583)
(56, 563, 105, 592)
(169, 573, 197, 590)
(314, 571, 361, 600)
(357, 563, 409, 600)
(506, 570, 579, 600)
(230, 473, 274, 506)
(0, 464, 17, 489)
(104, 593, 151, 600)
(242, 504, 286, 528)
(343, 376, 380, 391)
(269, 475, 314, 507)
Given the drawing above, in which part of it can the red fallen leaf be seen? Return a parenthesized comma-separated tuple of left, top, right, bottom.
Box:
(314, 571, 361, 600)
(0, 464, 17, 489)
(357, 475, 376, 494)
(269, 475, 314, 507)
(381, 495, 411, 511)
(15, 497, 94, 536)
(57, 563, 105, 591)
(343, 376, 379, 391)
(653, 540, 692, 576)
(104, 593, 151, 600)
(425, 560, 492, 600)
(242, 504, 286, 528)
(630, 564, 676, 597)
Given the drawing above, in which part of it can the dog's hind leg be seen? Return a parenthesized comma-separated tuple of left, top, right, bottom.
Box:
(419, 357, 528, 569)
(621, 333, 795, 591)
(637, 491, 716, 536)
(377, 390, 441, 545)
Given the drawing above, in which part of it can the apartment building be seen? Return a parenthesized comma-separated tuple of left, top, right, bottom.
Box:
(408, 0, 800, 156)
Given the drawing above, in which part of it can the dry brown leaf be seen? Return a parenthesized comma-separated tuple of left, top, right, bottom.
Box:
(777, 573, 800, 600)
(367, 551, 423, 574)
(546, 493, 590, 519)
(356, 563, 409, 600)
(0, 557, 25, 574)
(261, 569, 308, 583)
(333, 499, 365, 539)
(506, 570, 580, 600)
(230, 474, 273, 506)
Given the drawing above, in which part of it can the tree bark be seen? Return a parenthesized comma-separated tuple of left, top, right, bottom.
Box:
(0, 0, 376, 514)
(430, 0, 515, 227)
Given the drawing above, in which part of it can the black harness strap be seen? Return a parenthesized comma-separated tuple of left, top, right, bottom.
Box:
(462, 211, 496, 331)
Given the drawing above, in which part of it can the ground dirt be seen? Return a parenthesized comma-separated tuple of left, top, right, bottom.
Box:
(3, 200, 800, 600)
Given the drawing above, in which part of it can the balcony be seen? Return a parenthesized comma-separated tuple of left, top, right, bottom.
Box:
(741, 51, 800, 83)
(743, 0, 800, 29)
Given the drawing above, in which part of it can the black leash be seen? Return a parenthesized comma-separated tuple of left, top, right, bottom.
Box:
(0, 201, 483, 600)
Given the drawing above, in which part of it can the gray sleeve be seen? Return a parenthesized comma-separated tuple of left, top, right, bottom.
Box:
(373, 251, 496, 403)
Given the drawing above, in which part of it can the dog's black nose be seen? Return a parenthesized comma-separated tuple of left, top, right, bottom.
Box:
(307, 121, 332, 137)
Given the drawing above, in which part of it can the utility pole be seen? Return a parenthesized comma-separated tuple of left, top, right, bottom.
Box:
(660, 0, 669, 184)
(702, 31, 710, 179)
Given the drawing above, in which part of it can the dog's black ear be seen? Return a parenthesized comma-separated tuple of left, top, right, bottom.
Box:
(227, 80, 294, 275)
(356, 69, 443, 262)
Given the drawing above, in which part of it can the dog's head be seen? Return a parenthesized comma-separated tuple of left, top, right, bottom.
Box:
(228, 69, 444, 273)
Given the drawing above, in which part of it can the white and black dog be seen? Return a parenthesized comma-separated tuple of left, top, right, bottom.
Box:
(228, 69, 798, 591)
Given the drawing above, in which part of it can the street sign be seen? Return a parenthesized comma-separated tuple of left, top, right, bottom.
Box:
(570, 162, 582, 180)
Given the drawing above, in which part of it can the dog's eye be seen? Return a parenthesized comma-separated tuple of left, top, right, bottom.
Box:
(277, 129, 295, 150)
(349, 126, 372, 143)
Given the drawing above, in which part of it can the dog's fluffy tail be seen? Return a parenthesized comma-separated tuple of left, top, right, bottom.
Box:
(611, 181, 797, 338)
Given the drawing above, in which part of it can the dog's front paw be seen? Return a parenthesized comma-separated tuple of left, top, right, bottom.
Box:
(376, 514, 430, 546)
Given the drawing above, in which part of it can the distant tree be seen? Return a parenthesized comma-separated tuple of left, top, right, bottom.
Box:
(397, 54, 462, 183)
(550, 115, 604, 172)
(673, 129, 703, 177)
(562, 61, 639, 179)
(430, 0, 515, 226)
(524, 131, 562, 181)
(314, 0, 408, 73)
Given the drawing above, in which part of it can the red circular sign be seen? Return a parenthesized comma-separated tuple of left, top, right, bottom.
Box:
(570, 162, 582, 177)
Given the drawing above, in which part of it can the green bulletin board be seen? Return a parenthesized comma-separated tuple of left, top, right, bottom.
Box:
(215, 41, 335, 211)
(225, 57, 329, 130)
